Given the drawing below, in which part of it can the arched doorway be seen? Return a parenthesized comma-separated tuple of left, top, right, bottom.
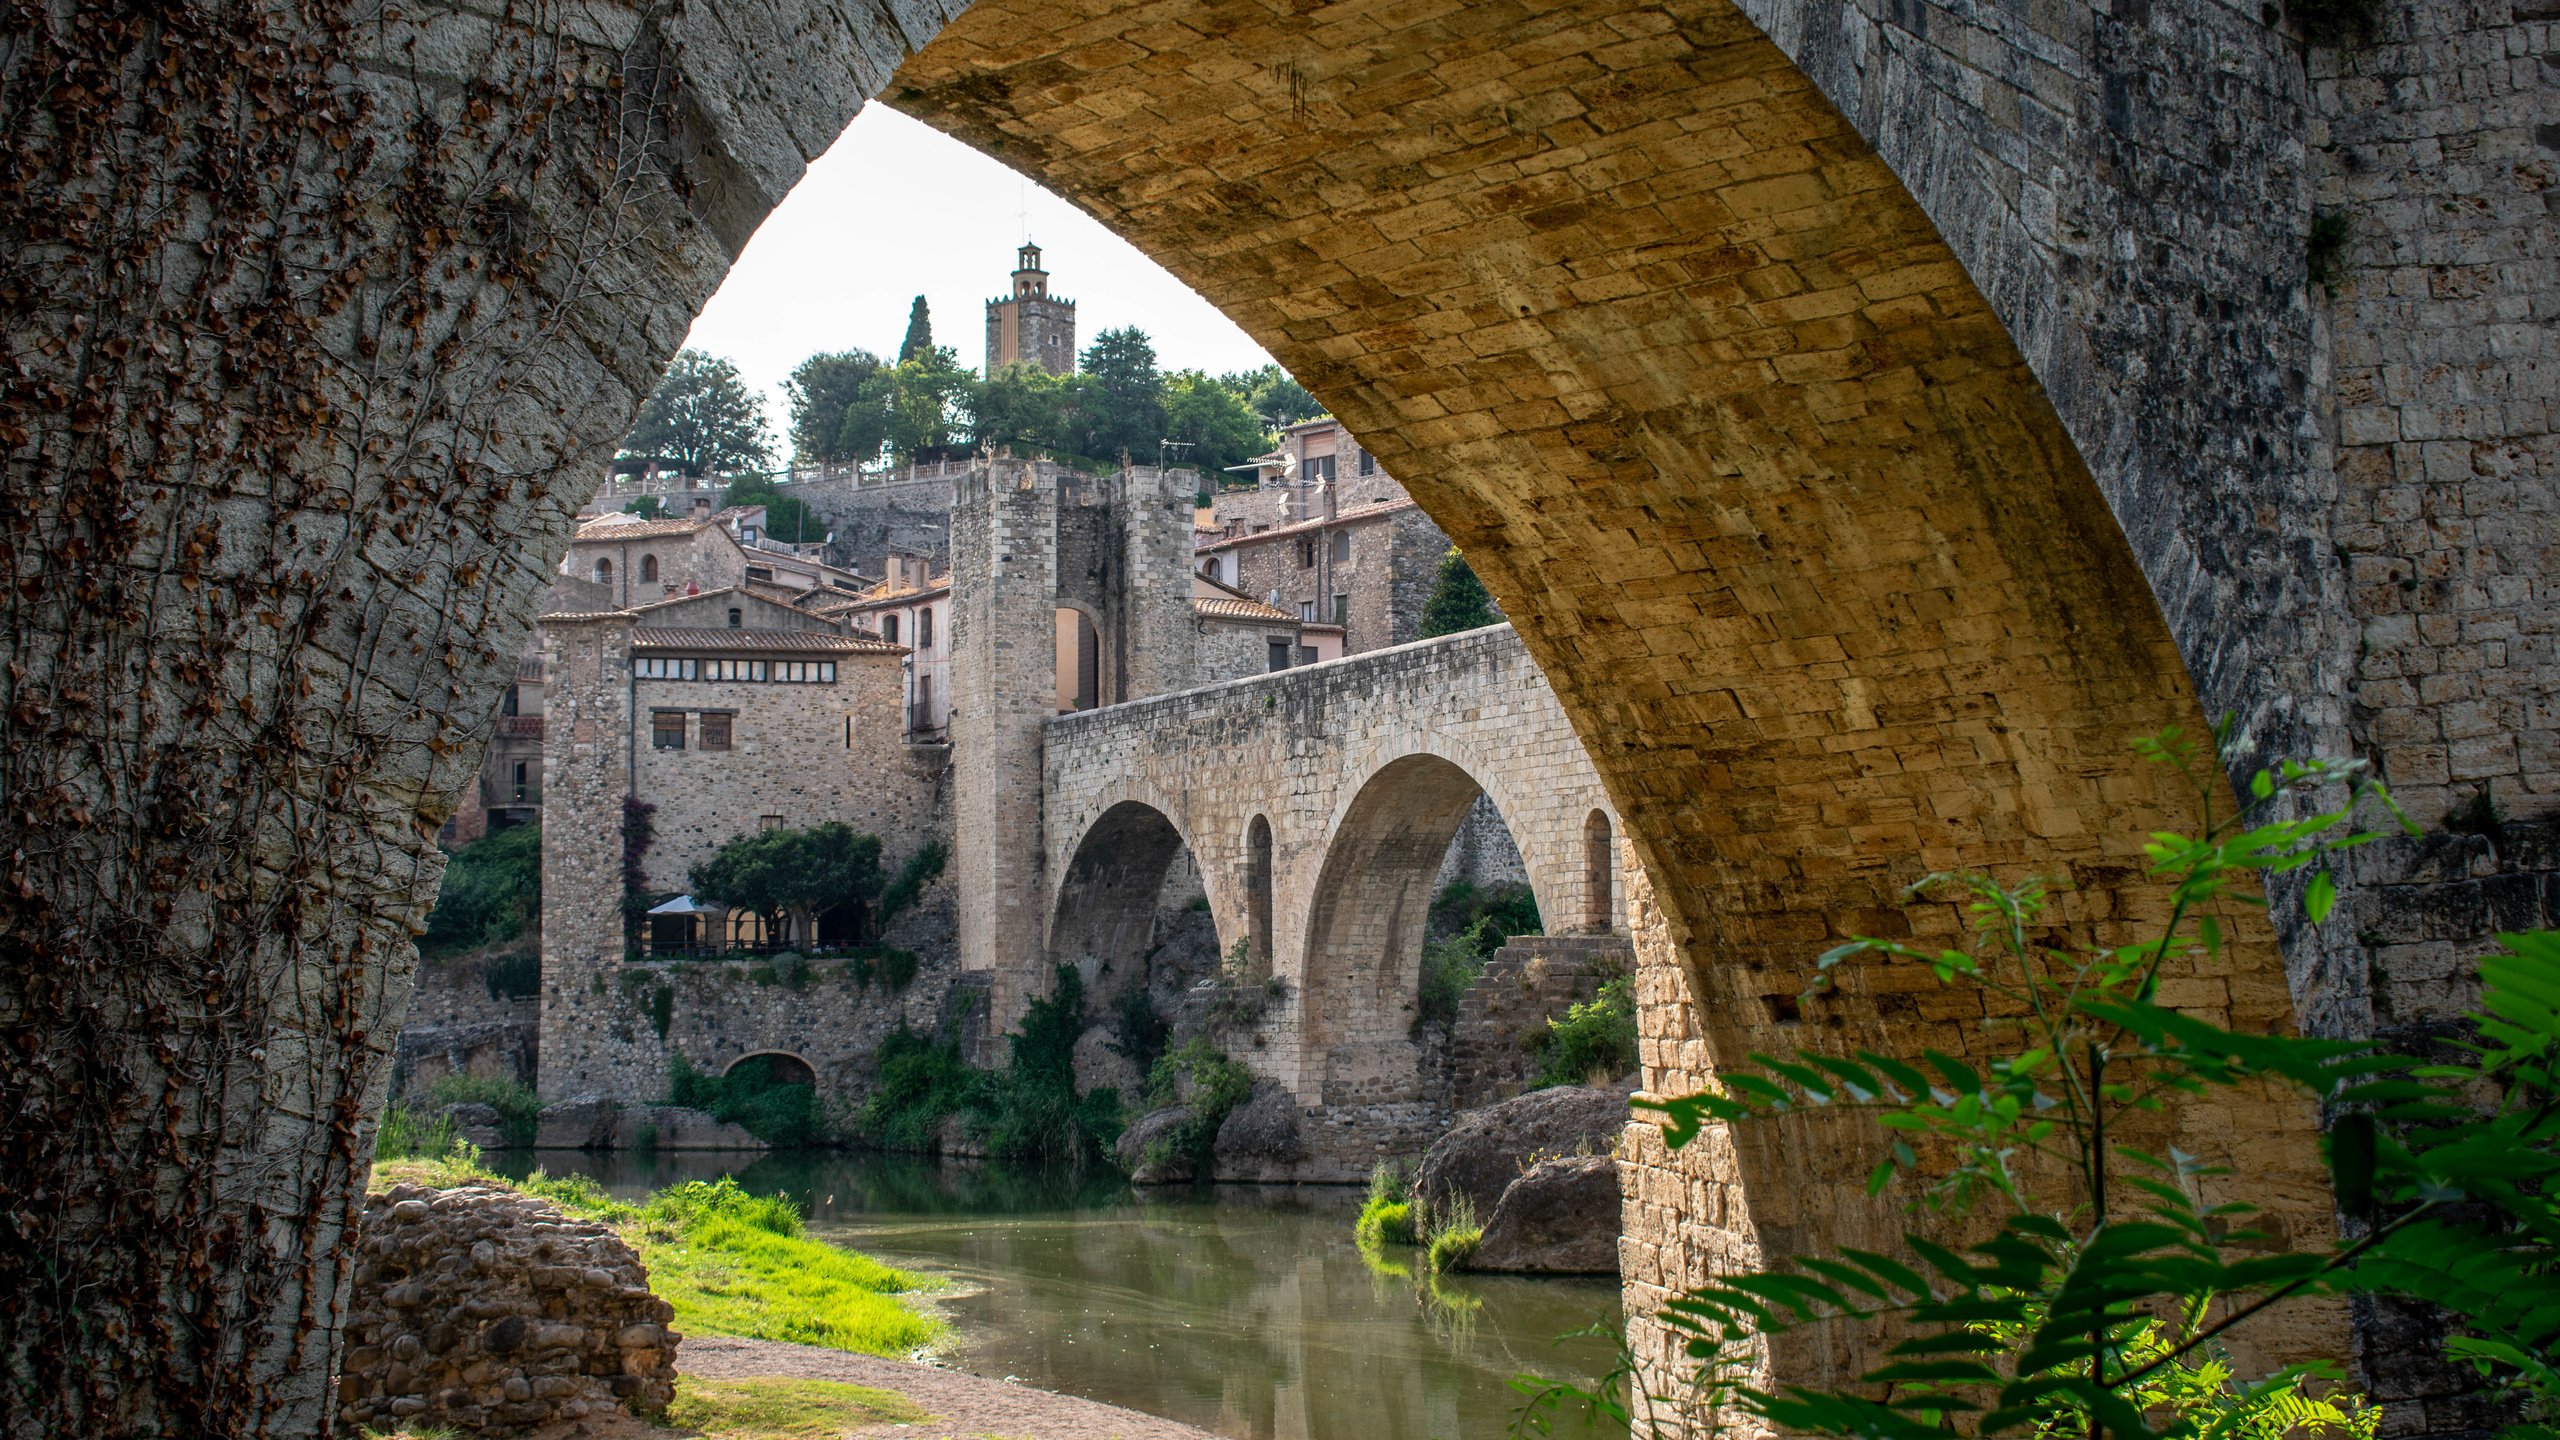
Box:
(1054, 606, 1102, 713)
(1582, 810, 1615, 935)
(723, 1051, 815, 1089)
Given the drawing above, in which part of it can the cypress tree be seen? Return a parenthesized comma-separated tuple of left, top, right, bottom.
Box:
(899, 296, 934, 363)
(1419, 547, 1499, 637)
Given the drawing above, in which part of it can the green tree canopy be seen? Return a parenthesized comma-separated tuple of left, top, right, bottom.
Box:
(783, 350, 884, 465)
(1074, 327, 1164, 463)
(1161, 369, 1267, 480)
(715, 474, 824, 544)
(621, 349, 772, 477)
(861, 347, 974, 464)
(899, 296, 934, 363)
(1222, 364, 1323, 430)
(688, 822, 886, 945)
(971, 361, 1071, 458)
(1419, 547, 1500, 637)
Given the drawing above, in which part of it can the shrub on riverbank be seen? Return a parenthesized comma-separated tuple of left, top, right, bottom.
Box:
(1142, 1038, 1256, 1172)
(669, 1053, 840, 1147)
(1530, 975, 1637, 1087)
(422, 1073, 542, 1147)
(370, 1146, 943, 1359)
(1422, 1192, 1482, 1275)
(854, 967, 1124, 1171)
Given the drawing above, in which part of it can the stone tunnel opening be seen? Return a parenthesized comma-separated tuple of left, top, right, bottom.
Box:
(1048, 800, 1225, 1088)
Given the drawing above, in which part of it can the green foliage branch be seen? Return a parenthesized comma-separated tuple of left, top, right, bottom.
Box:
(621, 349, 773, 477)
(422, 823, 541, 956)
(1420, 547, 1500, 637)
(1515, 728, 2560, 1440)
(686, 821, 884, 950)
(1533, 975, 1638, 1088)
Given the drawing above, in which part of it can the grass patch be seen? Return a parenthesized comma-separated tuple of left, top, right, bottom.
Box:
(667, 1376, 930, 1437)
(1354, 1160, 1418, 1248)
(421, 1073, 542, 1147)
(1422, 1192, 1482, 1275)
(370, 1148, 942, 1359)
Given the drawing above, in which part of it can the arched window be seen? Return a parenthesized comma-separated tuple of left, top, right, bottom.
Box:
(640, 553, 659, 583)
(1583, 810, 1615, 933)
(917, 607, 934, 650)
(1246, 814, 1274, 976)
(726, 607, 742, 629)
(593, 556, 612, 584)
(882, 613, 900, 644)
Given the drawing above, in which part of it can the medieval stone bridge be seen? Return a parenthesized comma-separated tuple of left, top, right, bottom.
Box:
(1041, 623, 1619, 1105)
(7, 0, 2546, 1430)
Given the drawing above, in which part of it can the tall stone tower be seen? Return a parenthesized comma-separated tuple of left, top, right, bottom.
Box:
(983, 242, 1076, 377)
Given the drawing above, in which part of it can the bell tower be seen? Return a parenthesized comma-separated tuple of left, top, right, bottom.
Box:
(984, 241, 1078, 378)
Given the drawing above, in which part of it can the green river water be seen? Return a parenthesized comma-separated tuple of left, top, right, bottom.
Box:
(500, 1150, 1625, 1440)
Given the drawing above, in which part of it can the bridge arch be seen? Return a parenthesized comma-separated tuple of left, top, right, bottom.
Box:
(1047, 795, 1218, 1013)
(1295, 740, 1550, 1105)
(722, 1051, 816, 1089)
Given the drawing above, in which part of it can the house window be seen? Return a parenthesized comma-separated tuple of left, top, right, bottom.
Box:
(1299, 454, 1335, 484)
(882, 614, 900, 644)
(511, 761, 528, 800)
(634, 657, 699, 680)
(745, 565, 773, 582)
(1298, 645, 1319, 665)
(500, 685, 519, 717)
(650, 712, 686, 750)
(1331, 531, 1351, 564)
(593, 557, 612, 584)
(918, 607, 934, 649)
(1296, 536, 1315, 568)
(1332, 593, 1349, 626)
(699, 711, 732, 750)
(1267, 640, 1290, 672)
(1358, 449, 1376, 476)
(759, 814, 783, 831)
(743, 527, 760, 546)
(844, 714, 854, 749)
(727, 607, 742, 628)
(1298, 600, 1317, 623)
(641, 554, 659, 582)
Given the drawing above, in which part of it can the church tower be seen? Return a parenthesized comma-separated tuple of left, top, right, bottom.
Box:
(984, 242, 1077, 378)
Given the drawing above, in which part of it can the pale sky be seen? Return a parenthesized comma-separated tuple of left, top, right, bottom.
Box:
(680, 106, 1279, 442)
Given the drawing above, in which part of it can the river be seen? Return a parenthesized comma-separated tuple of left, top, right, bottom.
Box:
(496, 1149, 1627, 1440)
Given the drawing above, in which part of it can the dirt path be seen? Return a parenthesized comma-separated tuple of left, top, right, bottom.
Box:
(672, 1334, 1223, 1440)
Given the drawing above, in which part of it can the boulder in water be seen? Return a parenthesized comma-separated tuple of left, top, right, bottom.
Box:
(1115, 1105, 1198, 1184)
(1412, 1085, 1626, 1222)
(1212, 1081, 1306, 1181)
(1462, 1155, 1621, 1274)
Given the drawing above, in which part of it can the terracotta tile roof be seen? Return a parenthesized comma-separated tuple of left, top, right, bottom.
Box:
(838, 579, 951, 611)
(543, 609, 627, 624)
(1194, 596, 1296, 623)
(1194, 498, 1417, 554)
(573, 516, 709, 540)
(631, 626, 904, 655)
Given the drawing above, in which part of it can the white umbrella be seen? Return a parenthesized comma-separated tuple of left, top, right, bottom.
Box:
(645, 895, 717, 915)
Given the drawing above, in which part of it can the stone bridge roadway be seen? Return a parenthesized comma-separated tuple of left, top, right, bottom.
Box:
(1041, 623, 1619, 1107)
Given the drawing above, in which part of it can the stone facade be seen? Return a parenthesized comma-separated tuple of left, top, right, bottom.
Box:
(985, 241, 1077, 376)
(564, 517, 751, 608)
(1201, 501, 1451, 655)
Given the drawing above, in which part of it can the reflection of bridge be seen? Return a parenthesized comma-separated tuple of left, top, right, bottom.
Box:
(1039, 624, 1617, 1106)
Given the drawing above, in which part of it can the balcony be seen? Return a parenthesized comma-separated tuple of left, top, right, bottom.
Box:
(496, 716, 544, 739)
(516, 658, 544, 683)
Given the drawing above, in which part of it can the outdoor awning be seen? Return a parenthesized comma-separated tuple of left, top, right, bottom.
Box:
(646, 895, 717, 915)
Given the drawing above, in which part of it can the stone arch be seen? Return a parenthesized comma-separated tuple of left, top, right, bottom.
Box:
(1244, 813, 1274, 979)
(1297, 749, 1538, 1105)
(1047, 797, 1204, 1013)
(723, 1051, 815, 1088)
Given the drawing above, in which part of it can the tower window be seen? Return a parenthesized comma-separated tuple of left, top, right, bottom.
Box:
(727, 608, 742, 628)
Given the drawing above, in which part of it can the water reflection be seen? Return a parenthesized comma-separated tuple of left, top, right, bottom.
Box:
(494, 1150, 1625, 1440)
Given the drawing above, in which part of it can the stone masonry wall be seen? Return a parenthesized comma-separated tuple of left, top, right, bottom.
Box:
(782, 475, 957, 574)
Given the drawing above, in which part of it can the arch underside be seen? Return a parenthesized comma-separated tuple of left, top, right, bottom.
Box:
(895, 0, 2335, 1385)
(1299, 753, 1490, 1104)
(1049, 799, 1194, 1012)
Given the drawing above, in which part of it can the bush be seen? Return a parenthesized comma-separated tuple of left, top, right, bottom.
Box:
(1144, 1038, 1256, 1172)
(668, 1054, 836, 1148)
(1354, 1161, 1418, 1248)
(876, 838, 948, 928)
(1531, 975, 1637, 1087)
(1417, 881, 1543, 1030)
(374, 1103, 473, 1165)
(1416, 932, 1490, 1032)
(422, 824, 541, 956)
(423, 1073, 542, 1147)
(857, 1028, 980, 1152)
(975, 966, 1123, 1171)
(1422, 1192, 1480, 1275)
(1113, 986, 1172, 1081)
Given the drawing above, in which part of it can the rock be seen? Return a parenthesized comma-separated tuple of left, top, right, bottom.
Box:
(1071, 1024, 1141, 1100)
(1462, 1155, 1621, 1274)
(1114, 1105, 1197, 1185)
(627, 1104, 765, 1151)
(437, 1101, 506, 1150)
(1412, 1085, 1626, 1223)
(338, 1180, 678, 1434)
(532, 1094, 618, 1150)
(1211, 1081, 1306, 1182)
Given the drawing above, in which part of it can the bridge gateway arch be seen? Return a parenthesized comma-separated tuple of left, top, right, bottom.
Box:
(1, 0, 2543, 1432)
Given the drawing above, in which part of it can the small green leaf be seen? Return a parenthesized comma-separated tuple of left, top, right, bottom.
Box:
(2306, 868, 2336, 923)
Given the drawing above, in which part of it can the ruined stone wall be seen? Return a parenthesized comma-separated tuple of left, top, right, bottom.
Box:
(781, 475, 956, 573)
(1041, 624, 1617, 1102)
(1432, 793, 1532, 898)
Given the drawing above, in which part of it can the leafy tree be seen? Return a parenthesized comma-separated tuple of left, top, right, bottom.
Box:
(687, 821, 884, 947)
(783, 350, 884, 465)
(1419, 547, 1499, 637)
(1518, 731, 2560, 1440)
(1223, 363, 1323, 429)
(971, 361, 1072, 458)
(1075, 327, 1164, 463)
(623, 496, 665, 520)
(1162, 368, 1266, 479)
(422, 823, 541, 955)
(899, 296, 934, 363)
(621, 349, 772, 477)
(862, 348, 973, 464)
(717, 474, 823, 544)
